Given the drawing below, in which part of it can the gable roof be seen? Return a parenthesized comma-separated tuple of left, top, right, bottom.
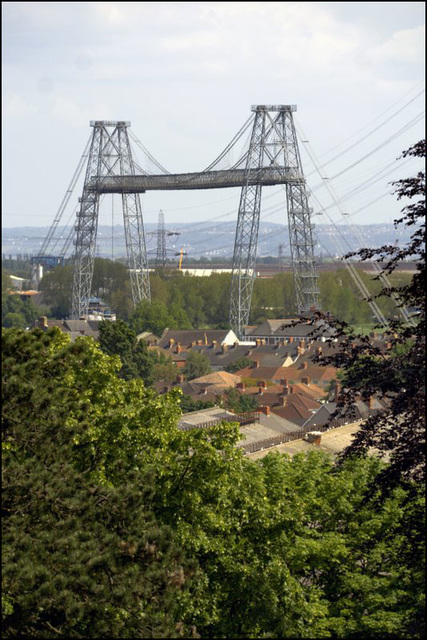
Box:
(158, 329, 237, 349)
(246, 317, 337, 339)
(190, 371, 241, 387)
(269, 393, 322, 426)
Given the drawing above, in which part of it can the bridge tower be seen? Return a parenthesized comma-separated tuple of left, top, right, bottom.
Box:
(229, 105, 319, 338)
(71, 121, 150, 319)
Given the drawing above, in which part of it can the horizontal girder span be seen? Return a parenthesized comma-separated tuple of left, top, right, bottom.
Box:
(88, 167, 304, 193)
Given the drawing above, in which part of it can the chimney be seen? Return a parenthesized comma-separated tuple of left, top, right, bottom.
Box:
(237, 382, 245, 390)
(222, 343, 228, 353)
(176, 374, 184, 384)
(303, 361, 308, 369)
(200, 387, 208, 395)
(281, 385, 289, 396)
(169, 338, 175, 348)
(258, 388, 264, 396)
(212, 340, 217, 348)
(316, 347, 322, 356)
(175, 343, 181, 354)
(280, 378, 288, 386)
(259, 405, 270, 416)
(253, 360, 260, 368)
(279, 395, 287, 406)
(258, 380, 266, 389)
(38, 316, 48, 329)
(369, 396, 375, 410)
(289, 385, 293, 394)
(256, 339, 261, 347)
(204, 333, 208, 345)
(301, 376, 309, 385)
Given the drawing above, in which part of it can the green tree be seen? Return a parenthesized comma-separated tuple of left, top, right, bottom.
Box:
(183, 350, 211, 380)
(179, 395, 216, 413)
(39, 265, 73, 318)
(2, 327, 424, 638)
(2, 327, 197, 638)
(2, 291, 49, 329)
(130, 299, 191, 336)
(224, 387, 259, 413)
(2, 272, 12, 300)
(151, 352, 179, 384)
(225, 357, 254, 373)
(98, 319, 156, 384)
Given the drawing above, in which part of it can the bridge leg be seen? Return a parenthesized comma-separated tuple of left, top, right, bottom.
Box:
(117, 125, 151, 305)
(71, 121, 150, 318)
(229, 110, 266, 338)
(71, 125, 103, 319)
(229, 106, 319, 338)
(279, 109, 319, 312)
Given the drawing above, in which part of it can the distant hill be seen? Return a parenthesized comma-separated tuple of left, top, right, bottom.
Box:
(2, 222, 413, 261)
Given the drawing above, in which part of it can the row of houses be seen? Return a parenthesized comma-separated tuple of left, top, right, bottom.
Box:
(33, 315, 389, 451)
(148, 322, 390, 437)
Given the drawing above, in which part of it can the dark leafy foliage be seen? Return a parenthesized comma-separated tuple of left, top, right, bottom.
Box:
(183, 350, 212, 380)
(2, 328, 197, 638)
(309, 140, 425, 495)
(98, 318, 157, 385)
(2, 327, 425, 638)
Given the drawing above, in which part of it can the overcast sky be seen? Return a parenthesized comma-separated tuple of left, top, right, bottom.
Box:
(2, 2, 425, 248)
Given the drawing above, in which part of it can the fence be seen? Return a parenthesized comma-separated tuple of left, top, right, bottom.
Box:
(178, 411, 260, 432)
(238, 417, 353, 455)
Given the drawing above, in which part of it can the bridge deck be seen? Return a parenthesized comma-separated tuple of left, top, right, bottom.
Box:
(89, 168, 305, 193)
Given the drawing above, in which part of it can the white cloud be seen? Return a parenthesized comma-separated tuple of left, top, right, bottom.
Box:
(2, 91, 36, 118)
(368, 25, 425, 64)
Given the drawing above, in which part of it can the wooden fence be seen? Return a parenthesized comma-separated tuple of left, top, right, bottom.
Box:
(237, 418, 350, 455)
(178, 411, 260, 432)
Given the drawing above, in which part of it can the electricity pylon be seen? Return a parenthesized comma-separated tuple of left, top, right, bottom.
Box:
(229, 105, 319, 338)
(71, 121, 150, 318)
(155, 210, 167, 270)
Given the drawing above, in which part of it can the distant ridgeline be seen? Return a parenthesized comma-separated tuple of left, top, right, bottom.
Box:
(2, 222, 415, 261)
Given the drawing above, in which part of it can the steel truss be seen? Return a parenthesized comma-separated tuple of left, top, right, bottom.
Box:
(71, 121, 150, 318)
(230, 105, 319, 338)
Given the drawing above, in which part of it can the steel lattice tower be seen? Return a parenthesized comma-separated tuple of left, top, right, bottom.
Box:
(230, 105, 319, 338)
(71, 121, 150, 318)
(155, 210, 167, 270)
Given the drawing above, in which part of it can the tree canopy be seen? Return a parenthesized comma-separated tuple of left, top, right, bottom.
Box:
(183, 350, 212, 380)
(2, 325, 424, 638)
